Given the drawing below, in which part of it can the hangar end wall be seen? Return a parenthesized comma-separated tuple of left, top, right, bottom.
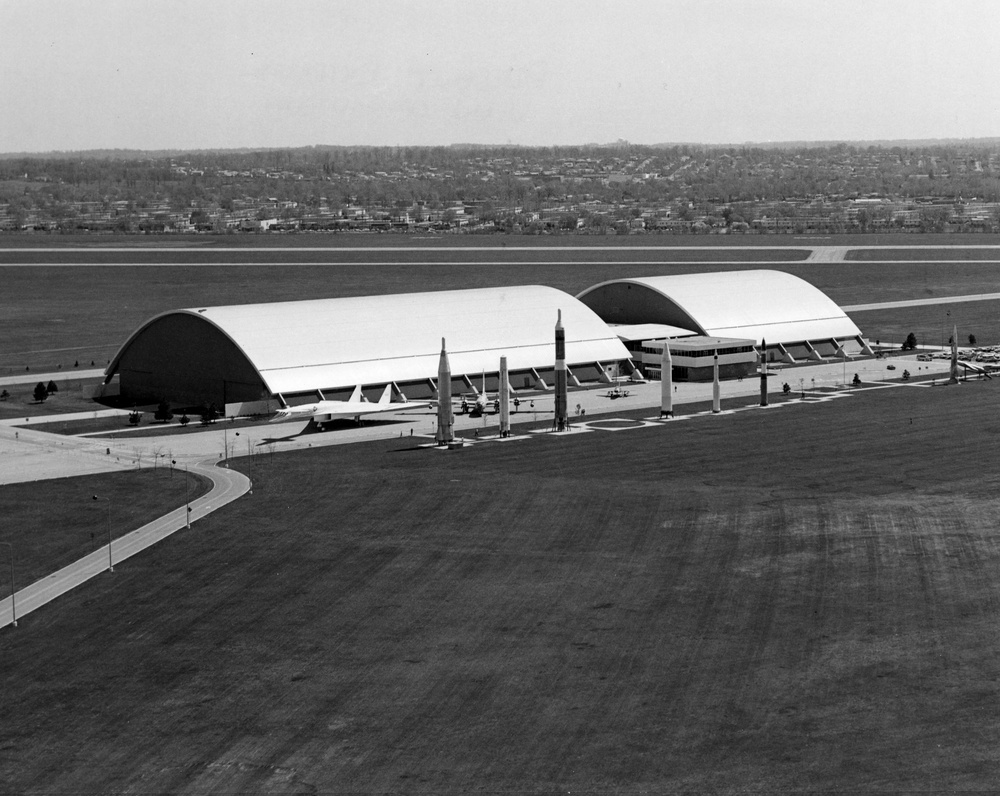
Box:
(576, 281, 705, 331)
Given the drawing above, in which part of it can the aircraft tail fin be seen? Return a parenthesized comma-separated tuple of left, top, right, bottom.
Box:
(349, 385, 362, 403)
(377, 384, 393, 405)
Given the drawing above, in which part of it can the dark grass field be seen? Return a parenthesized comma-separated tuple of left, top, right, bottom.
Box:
(848, 247, 1000, 261)
(0, 468, 211, 588)
(0, 377, 106, 420)
(5, 231, 1000, 249)
(4, 380, 1000, 791)
(4, 235, 1000, 374)
(0, 246, 811, 266)
(850, 299, 1000, 351)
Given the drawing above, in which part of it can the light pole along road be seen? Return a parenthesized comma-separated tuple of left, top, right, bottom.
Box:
(0, 542, 16, 627)
(91, 494, 113, 572)
(0, 459, 250, 630)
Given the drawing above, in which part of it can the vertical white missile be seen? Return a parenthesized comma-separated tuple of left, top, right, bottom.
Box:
(712, 349, 721, 413)
(759, 338, 768, 407)
(660, 340, 673, 418)
(436, 337, 454, 444)
(499, 356, 511, 437)
(949, 323, 960, 384)
(555, 309, 568, 431)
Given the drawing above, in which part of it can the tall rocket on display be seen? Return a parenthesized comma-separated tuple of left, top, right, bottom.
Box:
(499, 355, 511, 437)
(436, 337, 454, 444)
(712, 349, 721, 413)
(759, 338, 768, 407)
(949, 324, 960, 384)
(555, 310, 568, 431)
(660, 340, 673, 418)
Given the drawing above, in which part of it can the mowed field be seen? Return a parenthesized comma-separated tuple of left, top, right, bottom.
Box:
(4, 233, 1000, 374)
(4, 380, 1000, 791)
(0, 468, 212, 587)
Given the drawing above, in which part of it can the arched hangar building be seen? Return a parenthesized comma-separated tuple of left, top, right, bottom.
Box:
(104, 285, 633, 412)
(104, 271, 871, 411)
(577, 270, 872, 373)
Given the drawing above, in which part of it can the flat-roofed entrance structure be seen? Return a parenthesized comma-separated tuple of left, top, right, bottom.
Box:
(633, 336, 758, 382)
(577, 270, 872, 364)
(104, 286, 632, 412)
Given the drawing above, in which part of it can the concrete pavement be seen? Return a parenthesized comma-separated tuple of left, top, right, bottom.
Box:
(0, 353, 958, 486)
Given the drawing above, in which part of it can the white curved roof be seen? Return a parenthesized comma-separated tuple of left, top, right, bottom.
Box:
(577, 270, 862, 345)
(115, 286, 629, 395)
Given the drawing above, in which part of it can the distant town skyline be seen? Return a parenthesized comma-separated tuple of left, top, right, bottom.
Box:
(2, 0, 999, 154)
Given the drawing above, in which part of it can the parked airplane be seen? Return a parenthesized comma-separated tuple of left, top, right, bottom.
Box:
(460, 391, 497, 417)
(459, 372, 508, 417)
(958, 360, 994, 379)
(271, 385, 430, 426)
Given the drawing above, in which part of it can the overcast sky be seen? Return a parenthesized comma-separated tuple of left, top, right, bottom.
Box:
(2, 0, 999, 152)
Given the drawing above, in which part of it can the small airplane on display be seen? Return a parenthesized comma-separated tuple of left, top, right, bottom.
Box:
(459, 372, 508, 417)
(460, 392, 500, 417)
(271, 385, 430, 427)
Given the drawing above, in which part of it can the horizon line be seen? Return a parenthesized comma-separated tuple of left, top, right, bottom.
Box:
(5, 136, 1000, 158)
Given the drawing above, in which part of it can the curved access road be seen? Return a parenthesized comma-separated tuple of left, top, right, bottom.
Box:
(0, 459, 249, 629)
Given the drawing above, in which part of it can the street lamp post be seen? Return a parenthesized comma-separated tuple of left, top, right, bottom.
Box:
(0, 542, 16, 627)
(173, 461, 192, 528)
(236, 432, 252, 495)
(92, 495, 113, 572)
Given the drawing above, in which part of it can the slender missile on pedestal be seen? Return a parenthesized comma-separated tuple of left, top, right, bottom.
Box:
(712, 349, 721, 413)
(949, 324, 960, 384)
(759, 338, 768, 407)
(555, 310, 568, 431)
(436, 337, 454, 444)
(661, 340, 673, 418)
(499, 356, 511, 437)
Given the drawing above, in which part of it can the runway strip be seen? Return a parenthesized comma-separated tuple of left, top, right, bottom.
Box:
(844, 292, 1000, 311)
(3, 244, 1000, 253)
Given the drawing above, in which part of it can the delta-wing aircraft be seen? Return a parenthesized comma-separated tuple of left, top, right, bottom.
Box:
(958, 360, 994, 379)
(271, 385, 430, 427)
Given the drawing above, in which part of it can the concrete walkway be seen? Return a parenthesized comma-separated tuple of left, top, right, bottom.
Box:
(0, 353, 957, 486)
(0, 459, 249, 629)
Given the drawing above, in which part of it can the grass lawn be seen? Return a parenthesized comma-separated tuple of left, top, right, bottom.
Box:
(3, 237, 1000, 374)
(848, 247, 1000, 260)
(23, 413, 216, 437)
(850, 298, 1000, 349)
(0, 468, 212, 588)
(0, 376, 106, 420)
(4, 231, 1000, 250)
(2, 379, 1000, 791)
